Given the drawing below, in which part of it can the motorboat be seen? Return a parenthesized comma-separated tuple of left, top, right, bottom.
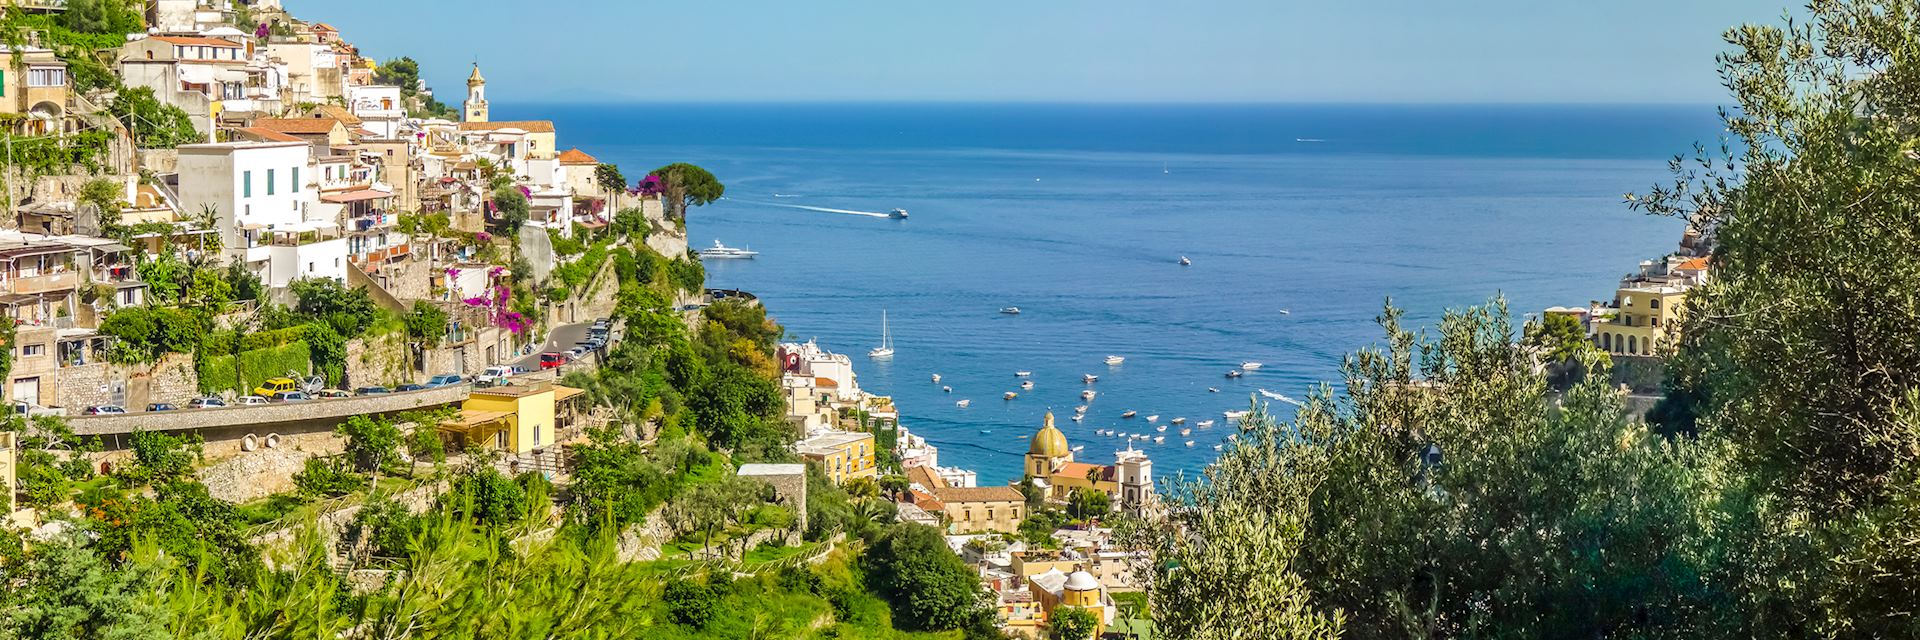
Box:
(1000, 307, 1021, 315)
(1105, 355, 1126, 365)
(1074, 405, 1087, 414)
(1020, 380, 1034, 390)
(698, 240, 759, 259)
(1180, 428, 1191, 436)
(1197, 419, 1215, 428)
(931, 373, 941, 383)
(1171, 417, 1186, 425)
(979, 429, 992, 434)
(1122, 410, 1138, 418)
(1071, 445, 1084, 453)
(1015, 371, 1032, 377)
(1081, 390, 1097, 400)
(1153, 436, 1165, 444)
(1241, 362, 1264, 370)
(1156, 425, 1167, 432)
(1208, 387, 1220, 393)
(943, 386, 953, 393)
(1083, 374, 1098, 384)
(1225, 370, 1243, 378)
(868, 310, 895, 358)
(1004, 391, 1018, 400)
(889, 208, 909, 219)
(1185, 440, 1195, 447)
(1224, 410, 1249, 421)
(956, 399, 971, 407)
(1179, 256, 1191, 266)
(1070, 414, 1084, 422)
(1213, 444, 1223, 451)
(1146, 415, 1160, 422)
(1278, 309, 1291, 315)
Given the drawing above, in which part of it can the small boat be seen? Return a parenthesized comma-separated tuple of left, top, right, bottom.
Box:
(1071, 445, 1084, 453)
(1083, 374, 1098, 384)
(931, 374, 941, 383)
(698, 240, 759, 259)
(1277, 309, 1291, 315)
(1197, 420, 1215, 428)
(1074, 405, 1087, 414)
(1004, 392, 1018, 400)
(1224, 410, 1249, 421)
(868, 310, 895, 358)
(1241, 362, 1264, 371)
(1208, 387, 1220, 393)
(1156, 425, 1167, 433)
(1185, 440, 1195, 447)
(1122, 410, 1138, 419)
(1146, 415, 1160, 422)
(1015, 371, 1032, 377)
(1070, 414, 1084, 422)
(979, 429, 992, 434)
(1105, 355, 1126, 365)
(1153, 436, 1165, 444)
(1180, 428, 1191, 436)
(889, 208, 909, 219)
(1020, 380, 1034, 390)
(956, 399, 971, 407)
(1225, 370, 1243, 378)
(1000, 307, 1021, 315)
(1213, 444, 1223, 451)
(1081, 390, 1097, 400)
(1171, 417, 1186, 425)
(943, 386, 952, 393)
(1179, 256, 1191, 266)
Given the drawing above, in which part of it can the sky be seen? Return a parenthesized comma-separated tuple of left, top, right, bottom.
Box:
(305, 0, 1782, 104)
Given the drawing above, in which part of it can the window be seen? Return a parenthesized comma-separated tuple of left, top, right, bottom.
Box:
(0, 69, 5, 96)
(243, 170, 252, 197)
(308, 262, 314, 272)
(1650, 298, 1662, 309)
(291, 167, 300, 192)
(21, 344, 44, 357)
(27, 67, 66, 88)
(1628, 336, 1637, 354)
(267, 169, 275, 195)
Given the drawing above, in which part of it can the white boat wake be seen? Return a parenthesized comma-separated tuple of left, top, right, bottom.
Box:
(730, 198, 890, 218)
(1259, 389, 1304, 406)
(771, 193, 802, 198)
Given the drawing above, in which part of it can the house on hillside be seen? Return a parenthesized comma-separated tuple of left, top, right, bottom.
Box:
(0, 46, 70, 136)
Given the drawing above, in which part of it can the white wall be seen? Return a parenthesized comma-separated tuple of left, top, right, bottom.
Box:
(175, 141, 316, 261)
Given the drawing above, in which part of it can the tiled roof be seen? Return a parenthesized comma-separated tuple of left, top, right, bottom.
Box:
(1055, 462, 1112, 483)
(314, 105, 362, 125)
(906, 465, 947, 491)
(457, 120, 556, 133)
(230, 127, 303, 143)
(934, 486, 1023, 504)
(557, 148, 598, 164)
(1676, 256, 1710, 271)
(252, 118, 341, 134)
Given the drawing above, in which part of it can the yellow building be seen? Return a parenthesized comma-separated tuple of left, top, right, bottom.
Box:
(0, 45, 69, 135)
(1025, 412, 1120, 502)
(930, 485, 1026, 534)
(796, 429, 877, 485)
(440, 381, 583, 454)
(1593, 257, 1708, 358)
(1029, 568, 1112, 639)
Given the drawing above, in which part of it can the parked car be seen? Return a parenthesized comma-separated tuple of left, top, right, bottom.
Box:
(355, 386, 392, 396)
(424, 374, 466, 388)
(146, 403, 178, 412)
(316, 389, 352, 399)
(254, 377, 299, 398)
(476, 366, 516, 387)
(269, 391, 310, 403)
(83, 405, 126, 415)
(539, 352, 567, 369)
(394, 384, 427, 392)
(185, 397, 227, 409)
(10, 401, 62, 417)
(236, 395, 270, 406)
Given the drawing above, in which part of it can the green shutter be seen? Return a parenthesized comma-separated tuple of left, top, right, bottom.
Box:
(291, 167, 300, 193)
(243, 170, 251, 197)
(267, 169, 275, 195)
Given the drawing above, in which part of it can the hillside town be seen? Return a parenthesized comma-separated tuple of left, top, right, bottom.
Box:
(0, 2, 1157, 637)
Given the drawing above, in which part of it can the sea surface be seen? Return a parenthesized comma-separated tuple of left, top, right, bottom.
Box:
(502, 103, 1725, 484)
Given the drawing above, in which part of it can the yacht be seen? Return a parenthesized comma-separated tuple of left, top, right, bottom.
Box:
(1070, 414, 1084, 422)
(1171, 417, 1186, 425)
(1153, 436, 1165, 444)
(1122, 410, 1138, 419)
(1180, 428, 1191, 436)
(1179, 256, 1191, 266)
(1185, 440, 1195, 447)
(956, 399, 971, 408)
(698, 240, 759, 259)
(1241, 362, 1264, 371)
(1020, 380, 1034, 390)
(1213, 444, 1224, 451)
(1000, 307, 1021, 315)
(1146, 415, 1160, 422)
(1015, 371, 1032, 377)
(1224, 410, 1249, 421)
(1081, 390, 1097, 400)
(1074, 405, 1087, 414)
(888, 208, 909, 219)
(1225, 370, 1243, 378)
(1208, 387, 1220, 393)
(931, 373, 941, 383)
(1083, 374, 1098, 384)
(1004, 391, 1018, 400)
(1105, 355, 1125, 365)
(868, 310, 895, 358)
(1197, 419, 1215, 428)
(942, 386, 952, 393)
(1156, 425, 1167, 433)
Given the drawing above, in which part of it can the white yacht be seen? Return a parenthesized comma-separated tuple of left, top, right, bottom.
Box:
(942, 386, 952, 393)
(1180, 428, 1191, 436)
(699, 240, 759, 259)
(1015, 371, 1032, 377)
(1197, 419, 1215, 428)
(1083, 374, 1098, 384)
(1004, 391, 1018, 400)
(1146, 415, 1160, 422)
(1241, 362, 1264, 370)
(1074, 405, 1087, 414)
(1156, 425, 1167, 433)
(1153, 436, 1165, 444)
(1179, 256, 1191, 266)
(1171, 417, 1186, 425)
(1224, 410, 1249, 421)
(868, 310, 895, 358)
(1070, 414, 1084, 422)
(1185, 440, 1195, 447)
(931, 373, 941, 383)
(1105, 355, 1125, 365)
(1081, 390, 1097, 400)
(1122, 410, 1138, 419)
(956, 399, 971, 408)
(1020, 380, 1034, 390)
(889, 208, 909, 219)
(1000, 307, 1021, 315)
(1225, 370, 1243, 378)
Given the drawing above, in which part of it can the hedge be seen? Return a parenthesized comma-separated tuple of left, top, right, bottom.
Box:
(197, 341, 311, 395)
(240, 325, 308, 352)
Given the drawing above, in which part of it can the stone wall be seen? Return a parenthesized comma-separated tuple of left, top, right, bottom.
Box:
(375, 258, 433, 302)
(346, 330, 417, 389)
(136, 149, 180, 175)
(421, 326, 513, 376)
(56, 363, 115, 409)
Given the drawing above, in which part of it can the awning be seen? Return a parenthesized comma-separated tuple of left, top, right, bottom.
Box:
(321, 189, 394, 204)
(441, 408, 512, 430)
(92, 242, 133, 253)
(553, 385, 586, 403)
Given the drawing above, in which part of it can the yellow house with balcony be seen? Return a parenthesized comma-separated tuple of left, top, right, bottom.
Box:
(0, 45, 69, 135)
(440, 381, 583, 454)
(795, 429, 876, 485)
(1594, 256, 1707, 358)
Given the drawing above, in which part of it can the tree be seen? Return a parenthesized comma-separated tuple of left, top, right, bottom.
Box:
(289, 277, 378, 338)
(862, 523, 992, 632)
(1065, 487, 1109, 521)
(404, 301, 449, 348)
(1047, 605, 1100, 640)
(491, 186, 530, 234)
(663, 579, 718, 628)
(108, 87, 202, 149)
(594, 163, 625, 213)
(60, 0, 143, 35)
(373, 57, 420, 91)
(78, 178, 122, 220)
(338, 414, 402, 473)
(650, 163, 724, 220)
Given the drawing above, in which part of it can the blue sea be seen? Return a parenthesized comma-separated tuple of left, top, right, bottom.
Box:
(502, 103, 1723, 484)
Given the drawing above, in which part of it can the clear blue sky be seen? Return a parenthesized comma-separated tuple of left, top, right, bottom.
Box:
(304, 0, 1781, 103)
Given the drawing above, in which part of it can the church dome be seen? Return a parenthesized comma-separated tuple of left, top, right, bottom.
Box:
(1029, 411, 1070, 457)
(1064, 570, 1100, 592)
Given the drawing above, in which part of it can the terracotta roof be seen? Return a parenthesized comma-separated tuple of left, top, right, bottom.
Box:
(457, 120, 556, 134)
(910, 490, 944, 511)
(149, 36, 242, 47)
(934, 486, 1023, 504)
(252, 118, 341, 135)
(1676, 257, 1710, 271)
(557, 148, 598, 164)
(1054, 462, 1112, 483)
(313, 23, 337, 31)
(313, 105, 363, 126)
(906, 465, 947, 491)
(230, 127, 303, 143)
(814, 377, 839, 388)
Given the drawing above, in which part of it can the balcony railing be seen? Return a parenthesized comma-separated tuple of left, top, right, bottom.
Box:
(5, 271, 79, 295)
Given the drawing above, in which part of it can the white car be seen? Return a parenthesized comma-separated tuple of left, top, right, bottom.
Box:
(477, 365, 516, 386)
(236, 395, 270, 406)
(10, 401, 62, 417)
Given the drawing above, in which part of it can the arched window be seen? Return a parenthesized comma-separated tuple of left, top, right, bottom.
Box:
(1628, 335, 1637, 354)
(1602, 333, 1612, 351)
(1650, 298, 1661, 309)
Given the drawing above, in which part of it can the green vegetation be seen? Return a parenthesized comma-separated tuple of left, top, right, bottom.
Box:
(108, 87, 203, 149)
(492, 185, 530, 234)
(650, 162, 725, 220)
(1045, 605, 1099, 640)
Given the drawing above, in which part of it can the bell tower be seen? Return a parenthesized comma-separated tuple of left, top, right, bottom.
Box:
(464, 63, 489, 123)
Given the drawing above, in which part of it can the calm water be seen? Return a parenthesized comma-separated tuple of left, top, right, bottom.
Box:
(504, 103, 1721, 484)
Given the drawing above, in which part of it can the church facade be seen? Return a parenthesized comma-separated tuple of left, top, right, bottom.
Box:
(1024, 412, 1153, 514)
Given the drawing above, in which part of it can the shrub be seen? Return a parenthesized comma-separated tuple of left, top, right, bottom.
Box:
(292, 457, 367, 498)
(663, 579, 718, 628)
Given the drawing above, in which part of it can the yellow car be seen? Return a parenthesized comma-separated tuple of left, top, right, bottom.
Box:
(254, 377, 299, 398)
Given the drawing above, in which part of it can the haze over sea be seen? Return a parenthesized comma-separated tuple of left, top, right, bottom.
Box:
(507, 103, 1723, 484)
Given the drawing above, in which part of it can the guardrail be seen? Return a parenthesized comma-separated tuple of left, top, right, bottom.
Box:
(67, 385, 472, 436)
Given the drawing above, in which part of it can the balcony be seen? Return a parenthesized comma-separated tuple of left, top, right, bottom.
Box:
(6, 270, 79, 295)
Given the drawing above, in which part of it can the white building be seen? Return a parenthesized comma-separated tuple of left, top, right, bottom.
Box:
(345, 84, 405, 139)
(778, 339, 862, 402)
(264, 41, 342, 104)
(175, 141, 345, 288)
(1114, 446, 1153, 515)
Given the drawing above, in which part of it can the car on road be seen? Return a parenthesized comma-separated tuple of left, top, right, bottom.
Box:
(394, 384, 427, 392)
(424, 374, 466, 388)
(254, 377, 300, 398)
(84, 405, 126, 415)
(269, 391, 310, 403)
(316, 389, 352, 399)
(146, 403, 178, 412)
(354, 386, 392, 396)
(476, 366, 515, 387)
(10, 401, 62, 417)
(540, 352, 567, 369)
(186, 397, 227, 409)
(236, 395, 270, 406)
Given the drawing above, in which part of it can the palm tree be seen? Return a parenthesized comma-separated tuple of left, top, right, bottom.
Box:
(594, 163, 625, 218)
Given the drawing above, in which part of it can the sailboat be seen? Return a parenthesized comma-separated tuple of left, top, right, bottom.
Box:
(868, 310, 894, 358)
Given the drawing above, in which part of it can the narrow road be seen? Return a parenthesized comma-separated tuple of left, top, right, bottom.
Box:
(510, 321, 593, 370)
